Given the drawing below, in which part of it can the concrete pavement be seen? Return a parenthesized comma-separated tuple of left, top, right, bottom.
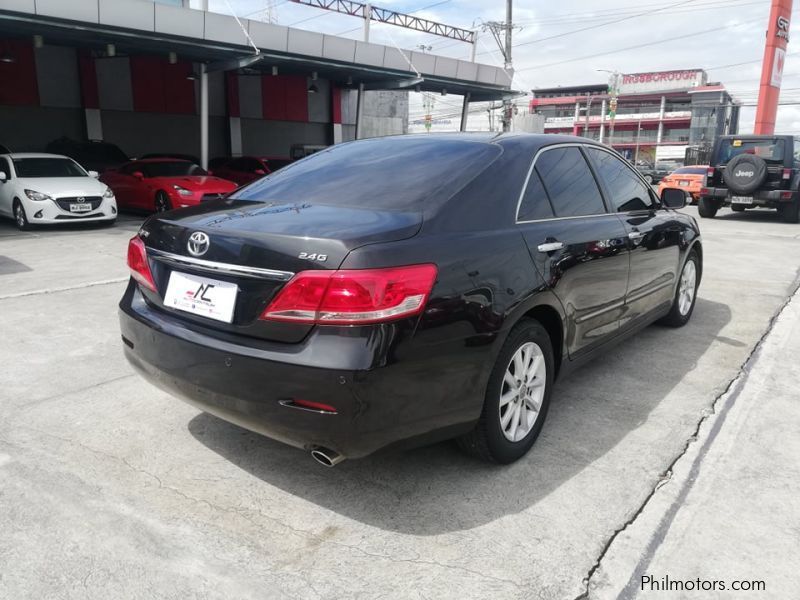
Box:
(588, 284, 800, 599)
(0, 206, 798, 599)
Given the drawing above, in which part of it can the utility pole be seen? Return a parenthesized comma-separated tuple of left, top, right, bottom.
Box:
(502, 0, 513, 132)
(482, 2, 517, 132)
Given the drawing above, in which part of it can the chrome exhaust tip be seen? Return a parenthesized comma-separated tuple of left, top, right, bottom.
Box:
(311, 447, 345, 467)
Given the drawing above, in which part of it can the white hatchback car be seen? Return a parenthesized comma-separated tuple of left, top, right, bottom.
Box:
(0, 153, 117, 230)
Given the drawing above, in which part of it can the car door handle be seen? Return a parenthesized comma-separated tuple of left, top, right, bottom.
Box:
(537, 241, 565, 253)
(628, 230, 645, 241)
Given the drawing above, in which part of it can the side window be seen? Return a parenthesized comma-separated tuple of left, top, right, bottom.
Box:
(535, 147, 606, 218)
(586, 148, 654, 212)
(517, 168, 554, 222)
(0, 157, 10, 180)
(121, 163, 140, 176)
(793, 140, 800, 167)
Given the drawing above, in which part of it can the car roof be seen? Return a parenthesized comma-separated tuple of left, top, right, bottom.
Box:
(131, 158, 193, 164)
(2, 152, 72, 159)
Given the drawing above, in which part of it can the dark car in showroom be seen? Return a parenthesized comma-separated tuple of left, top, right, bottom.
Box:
(120, 134, 702, 466)
(45, 137, 129, 173)
(698, 134, 800, 222)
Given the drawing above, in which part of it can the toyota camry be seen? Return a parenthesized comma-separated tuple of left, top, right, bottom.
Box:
(119, 133, 701, 466)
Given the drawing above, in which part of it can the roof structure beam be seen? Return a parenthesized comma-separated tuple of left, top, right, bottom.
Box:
(289, 0, 475, 42)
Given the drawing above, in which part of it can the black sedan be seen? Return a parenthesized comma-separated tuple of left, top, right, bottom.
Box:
(120, 133, 702, 466)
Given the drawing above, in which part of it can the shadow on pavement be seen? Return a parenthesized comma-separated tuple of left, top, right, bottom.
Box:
(188, 297, 731, 535)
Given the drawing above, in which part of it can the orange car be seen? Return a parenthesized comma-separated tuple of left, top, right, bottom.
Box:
(657, 165, 708, 204)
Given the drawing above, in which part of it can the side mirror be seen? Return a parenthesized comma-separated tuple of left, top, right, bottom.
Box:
(254, 169, 266, 176)
(207, 169, 214, 176)
(0, 172, 6, 183)
(661, 188, 686, 209)
(88, 170, 99, 179)
(133, 171, 145, 180)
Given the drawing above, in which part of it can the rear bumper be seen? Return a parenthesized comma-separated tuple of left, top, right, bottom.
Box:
(701, 187, 795, 205)
(119, 282, 479, 458)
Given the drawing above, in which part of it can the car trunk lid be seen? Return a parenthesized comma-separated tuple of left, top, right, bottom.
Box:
(138, 199, 422, 343)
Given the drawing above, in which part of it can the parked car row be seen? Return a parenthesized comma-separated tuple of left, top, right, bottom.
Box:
(0, 144, 296, 229)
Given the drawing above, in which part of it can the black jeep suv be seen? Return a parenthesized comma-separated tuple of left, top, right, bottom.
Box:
(699, 135, 800, 223)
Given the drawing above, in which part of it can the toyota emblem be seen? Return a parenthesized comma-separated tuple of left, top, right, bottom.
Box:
(187, 231, 210, 257)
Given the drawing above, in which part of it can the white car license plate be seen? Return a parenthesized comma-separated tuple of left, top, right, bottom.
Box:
(164, 271, 238, 323)
(679, 181, 689, 187)
(731, 196, 753, 205)
(69, 203, 92, 213)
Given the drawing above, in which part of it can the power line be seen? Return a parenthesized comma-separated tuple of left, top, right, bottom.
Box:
(517, 19, 764, 73)
(475, 0, 697, 57)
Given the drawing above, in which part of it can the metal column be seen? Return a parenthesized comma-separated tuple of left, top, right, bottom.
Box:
(599, 99, 606, 143)
(355, 82, 365, 140)
(200, 67, 209, 169)
(656, 95, 666, 144)
(460, 93, 471, 131)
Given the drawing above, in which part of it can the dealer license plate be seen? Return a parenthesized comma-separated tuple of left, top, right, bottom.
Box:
(69, 203, 92, 213)
(163, 271, 238, 323)
(731, 196, 753, 205)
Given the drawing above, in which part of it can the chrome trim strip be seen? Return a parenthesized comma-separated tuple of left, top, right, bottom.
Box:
(147, 248, 294, 281)
(625, 279, 674, 304)
(574, 299, 625, 324)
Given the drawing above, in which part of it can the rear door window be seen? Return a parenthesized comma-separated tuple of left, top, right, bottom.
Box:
(517, 168, 554, 222)
(586, 147, 654, 212)
(534, 147, 606, 217)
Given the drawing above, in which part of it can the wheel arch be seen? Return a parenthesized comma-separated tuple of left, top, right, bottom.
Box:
(522, 304, 564, 378)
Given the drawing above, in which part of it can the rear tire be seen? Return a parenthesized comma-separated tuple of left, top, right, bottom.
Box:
(660, 249, 700, 328)
(13, 200, 31, 231)
(457, 319, 554, 464)
(777, 200, 800, 223)
(154, 191, 172, 213)
(697, 197, 718, 218)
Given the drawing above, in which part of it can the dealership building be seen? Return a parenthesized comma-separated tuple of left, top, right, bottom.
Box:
(528, 69, 740, 164)
(0, 0, 513, 166)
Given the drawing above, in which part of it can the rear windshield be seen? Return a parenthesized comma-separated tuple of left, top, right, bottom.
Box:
(674, 167, 706, 175)
(233, 137, 502, 211)
(717, 139, 785, 163)
(13, 158, 86, 177)
(143, 162, 206, 177)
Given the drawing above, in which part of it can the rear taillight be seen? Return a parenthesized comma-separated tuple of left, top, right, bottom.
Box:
(706, 167, 715, 181)
(783, 168, 792, 180)
(260, 264, 438, 325)
(127, 236, 157, 292)
(699, 187, 710, 197)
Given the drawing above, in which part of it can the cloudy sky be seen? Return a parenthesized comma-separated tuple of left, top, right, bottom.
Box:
(201, 0, 800, 132)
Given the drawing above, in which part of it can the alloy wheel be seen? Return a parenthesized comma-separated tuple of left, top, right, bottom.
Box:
(155, 193, 170, 213)
(15, 205, 26, 229)
(499, 342, 546, 442)
(678, 259, 697, 316)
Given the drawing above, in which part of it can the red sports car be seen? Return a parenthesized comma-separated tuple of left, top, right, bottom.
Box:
(100, 159, 237, 212)
(212, 155, 292, 186)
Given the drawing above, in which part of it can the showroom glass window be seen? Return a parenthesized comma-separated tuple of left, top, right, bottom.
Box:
(534, 147, 606, 217)
(586, 148, 654, 212)
(517, 168, 555, 222)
